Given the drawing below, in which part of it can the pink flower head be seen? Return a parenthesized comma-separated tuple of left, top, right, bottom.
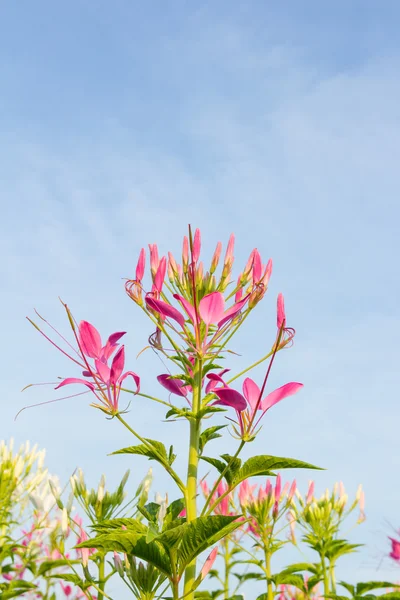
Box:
(56, 338, 140, 414)
(213, 376, 303, 439)
(25, 307, 139, 416)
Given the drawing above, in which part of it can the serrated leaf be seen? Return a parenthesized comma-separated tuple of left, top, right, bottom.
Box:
(177, 515, 243, 574)
(232, 455, 321, 486)
(377, 594, 400, 600)
(199, 426, 227, 455)
(200, 456, 239, 486)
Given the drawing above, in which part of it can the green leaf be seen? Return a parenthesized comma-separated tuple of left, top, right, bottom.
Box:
(78, 532, 173, 577)
(377, 594, 400, 600)
(199, 426, 227, 455)
(273, 572, 304, 589)
(278, 562, 320, 575)
(356, 583, 398, 596)
(177, 515, 243, 574)
(111, 438, 169, 466)
(339, 582, 356, 596)
(137, 502, 163, 523)
(48, 573, 91, 590)
(1, 581, 37, 600)
(232, 455, 322, 486)
(165, 498, 186, 522)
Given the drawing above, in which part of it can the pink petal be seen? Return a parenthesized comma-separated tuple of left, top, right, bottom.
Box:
(242, 378, 262, 412)
(55, 378, 95, 391)
(119, 370, 140, 393)
(217, 296, 248, 329)
(252, 249, 262, 282)
(261, 258, 273, 287)
(145, 296, 185, 329)
(157, 374, 188, 397)
(182, 236, 189, 267)
(224, 233, 235, 264)
(192, 228, 201, 263)
(199, 292, 225, 326)
(78, 321, 102, 359)
(200, 546, 218, 579)
(148, 244, 159, 274)
(277, 293, 285, 329)
(135, 248, 146, 281)
(101, 332, 126, 361)
(173, 294, 196, 323)
(214, 387, 247, 412)
(261, 382, 303, 412)
(95, 359, 111, 383)
(205, 369, 230, 394)
(110, 346, 125, 385)
(108, 331, 126, 345)
(154, 256, 167, 292)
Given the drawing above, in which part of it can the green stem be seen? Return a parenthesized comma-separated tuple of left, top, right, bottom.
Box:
(223, 538, 230, 599)
(321, 555, 330, 596)
(183, 359, 202, 600)
(330, 561, 336, 593)
(98, 556, 105, 600)
(171, 579, 180, 600)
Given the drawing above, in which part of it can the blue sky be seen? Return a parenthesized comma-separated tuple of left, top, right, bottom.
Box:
(1, 0, 400, 594)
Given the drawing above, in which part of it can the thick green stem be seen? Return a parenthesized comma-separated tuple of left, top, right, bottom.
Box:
(183, 417, 200, 598)
(183, 360, 202, 600)
(265, 549, 273, 600)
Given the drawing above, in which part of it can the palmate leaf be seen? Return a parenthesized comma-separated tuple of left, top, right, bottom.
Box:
(232, 455, 321, 486)
(177, 515, 243, 575)
(91, 517, 147, 535)
(38, 558, 80, 576)
(378, 594, 400, 600)
(272, 572, 305, 589)
(111, 438, 174, 465)
(78, 532, 173, 577)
